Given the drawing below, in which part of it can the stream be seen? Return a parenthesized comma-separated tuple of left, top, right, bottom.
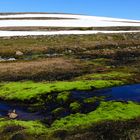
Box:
(72, 84, 140, 102)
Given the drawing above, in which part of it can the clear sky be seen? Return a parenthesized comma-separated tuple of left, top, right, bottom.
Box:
(0, 0, 140, 20)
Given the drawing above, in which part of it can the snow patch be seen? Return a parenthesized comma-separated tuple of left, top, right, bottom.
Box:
(0, 13, 140, 37)
(0, 30, 140, 37)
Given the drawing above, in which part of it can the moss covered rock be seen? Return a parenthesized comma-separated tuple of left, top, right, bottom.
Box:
(83, 96, 105, 104)
(70, 102, 81, 113)
(51, 107, 66, 117)
(56, 91, 71, 105)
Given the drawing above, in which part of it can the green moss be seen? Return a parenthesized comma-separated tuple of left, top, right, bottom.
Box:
(46, 94, 54, 103)
(28, 103, 44, 112)
(0, 80, 124, 101)
(51, 101, 140, 132)
(56, 91, 71, 104)
(0, 119, 47, 135)
(77, 71, 132, 81)
(91, 58, 110, 66)
(92, 71, 132, 79)
(52, 107, 65, 116)
(0, 101, 140, 137)
(70, 102, 81, 112)
(83, 96, 105, 104)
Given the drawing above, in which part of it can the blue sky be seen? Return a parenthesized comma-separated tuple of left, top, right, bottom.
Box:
(0, 0, 140, 20)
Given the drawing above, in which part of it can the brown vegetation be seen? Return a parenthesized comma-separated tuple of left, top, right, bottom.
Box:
(0, 33, 140, 58)
(0, 58, 91, 81)
(0, 33, 140, 82)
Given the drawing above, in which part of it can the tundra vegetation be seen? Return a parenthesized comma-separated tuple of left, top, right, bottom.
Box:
(0, 33, 140, 140)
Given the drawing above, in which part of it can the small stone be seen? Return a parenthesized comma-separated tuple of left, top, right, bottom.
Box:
(16, 51, 24, 56)
(8, 110, 18, 119)
(8, 58, 16, 61)
(68, 50, 72, 53)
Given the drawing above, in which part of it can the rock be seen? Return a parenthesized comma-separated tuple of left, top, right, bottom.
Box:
(8, 109, 18, 119)
(16, 51, 23, 56)
(0, 56, 16, 62)
(8, 58, 16, 61)
(68, 50, 72, 53)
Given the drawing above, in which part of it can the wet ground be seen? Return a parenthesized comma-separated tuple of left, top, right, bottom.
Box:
(0, 84, 140, 121)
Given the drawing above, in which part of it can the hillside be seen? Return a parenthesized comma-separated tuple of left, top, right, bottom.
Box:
(0, 13, 140, 37)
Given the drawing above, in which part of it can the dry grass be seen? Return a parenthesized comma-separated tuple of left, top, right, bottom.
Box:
(0, 33, 140, 81)
(0, 58, 91, 81)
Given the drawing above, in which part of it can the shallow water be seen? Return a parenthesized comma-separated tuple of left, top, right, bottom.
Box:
(0, 102, 45, 120)
(72, 84, 140, 102)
